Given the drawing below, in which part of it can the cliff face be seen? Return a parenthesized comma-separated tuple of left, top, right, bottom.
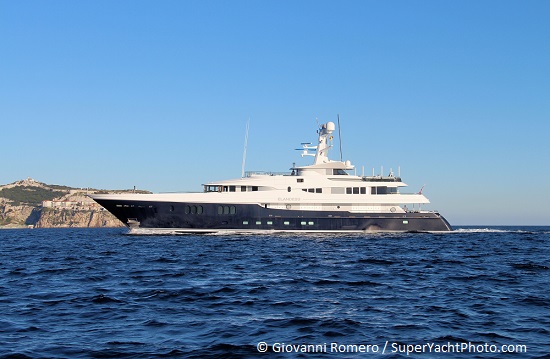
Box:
(34, 208, 123, 228)
(0, 178, 146, 228)
(0, 203, 37, 227)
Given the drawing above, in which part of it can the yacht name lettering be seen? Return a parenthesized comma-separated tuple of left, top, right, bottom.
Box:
(278, 197, 301, 201)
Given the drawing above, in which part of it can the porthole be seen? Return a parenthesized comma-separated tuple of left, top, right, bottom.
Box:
(191, 205, 197, 214)
(185, 205, 190, 214)
(223, 206, 230, 215)
(390, 207, 396, 213)
(267, 221, 273, 225)
(230, 206, 236, 214)
(284, 221, 290, 225)
(243, 221, 249, 225)
(256, 221, 262, 225)
(218, 206, 223, 215)
(170, 205, 174, 212)
(197, 205, 203, 214)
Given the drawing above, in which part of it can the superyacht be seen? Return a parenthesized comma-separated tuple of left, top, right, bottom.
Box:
(91, 121, 452, 233)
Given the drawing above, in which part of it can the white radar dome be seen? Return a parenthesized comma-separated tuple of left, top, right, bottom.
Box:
(326, 122, 336, 132)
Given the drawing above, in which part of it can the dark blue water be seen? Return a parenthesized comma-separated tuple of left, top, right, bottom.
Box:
(1, 227, 549, 358)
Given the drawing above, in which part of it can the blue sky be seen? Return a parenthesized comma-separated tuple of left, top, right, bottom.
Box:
(1, 0, 549, 225)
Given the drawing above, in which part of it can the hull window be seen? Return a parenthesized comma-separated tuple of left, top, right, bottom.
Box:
(218, 205, 237, 215)
(185, 205, 203, 214)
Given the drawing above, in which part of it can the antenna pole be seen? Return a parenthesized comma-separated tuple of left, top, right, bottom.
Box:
(337, 114, 343, 162)
(241, 119, 250, 178)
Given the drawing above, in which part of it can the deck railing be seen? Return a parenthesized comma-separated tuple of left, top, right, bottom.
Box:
(244, 171, 292, 177)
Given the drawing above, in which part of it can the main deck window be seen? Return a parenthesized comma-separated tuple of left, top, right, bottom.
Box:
(345, 187, 368, 194)
(302, 188, 323, 193)
(204, 185, 220, 193)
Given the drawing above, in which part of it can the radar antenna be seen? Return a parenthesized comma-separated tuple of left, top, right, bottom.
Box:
(296, 142, 316, 157)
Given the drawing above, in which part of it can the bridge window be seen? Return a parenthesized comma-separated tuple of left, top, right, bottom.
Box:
(371, 186, 388, 195)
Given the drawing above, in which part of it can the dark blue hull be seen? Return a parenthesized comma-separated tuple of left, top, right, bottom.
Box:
(93, 198, 453, 233)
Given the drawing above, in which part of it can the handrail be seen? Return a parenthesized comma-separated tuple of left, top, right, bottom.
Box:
(245, 171, 292, 177)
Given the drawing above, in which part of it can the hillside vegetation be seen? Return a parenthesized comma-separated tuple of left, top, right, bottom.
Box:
(0, 186, 67, 206)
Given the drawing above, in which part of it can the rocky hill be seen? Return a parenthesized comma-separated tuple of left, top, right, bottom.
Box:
(0, 178, 151, 228)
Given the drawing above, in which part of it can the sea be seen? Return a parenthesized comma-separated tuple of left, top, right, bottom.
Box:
(1, 227, 549, 359)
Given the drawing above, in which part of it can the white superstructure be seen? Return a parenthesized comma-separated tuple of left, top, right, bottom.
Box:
(91, 121, 451, 233)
